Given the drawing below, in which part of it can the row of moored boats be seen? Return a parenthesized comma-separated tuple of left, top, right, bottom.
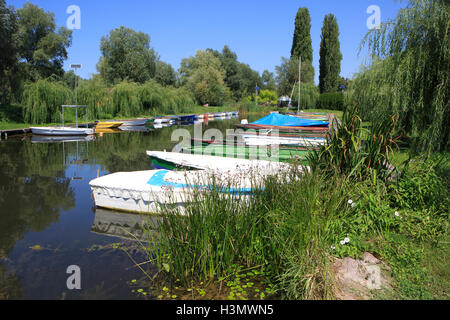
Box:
(89, 112, 331, 214)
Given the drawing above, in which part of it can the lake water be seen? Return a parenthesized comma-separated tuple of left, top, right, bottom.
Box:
(0, 114, 260, 300)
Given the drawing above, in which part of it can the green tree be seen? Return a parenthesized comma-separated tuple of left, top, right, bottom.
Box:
(16, 2, 72, 81)
(0, 0, 19, 104)
(355, 0, 449, 153)
(261, 70, 276, 91)
(181, 50, 229, 106)
(154, 61, 177, 87)
(319, 14, 342, 93)
(291, 8, 313, 62)
(205, 46, 261, 101)
(97, 26, 158, 85)
(275, 57, 315, 96)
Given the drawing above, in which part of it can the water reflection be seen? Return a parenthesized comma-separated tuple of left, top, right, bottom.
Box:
(92, 209, 159, 242)
(0, 114, 254, 299)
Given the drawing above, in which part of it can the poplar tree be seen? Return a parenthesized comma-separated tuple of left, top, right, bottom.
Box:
(291, 7, 313, 62)
(319, 14, 342, 93)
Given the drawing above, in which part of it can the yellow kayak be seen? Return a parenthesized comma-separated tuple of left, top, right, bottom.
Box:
(96, 121, 123, 129)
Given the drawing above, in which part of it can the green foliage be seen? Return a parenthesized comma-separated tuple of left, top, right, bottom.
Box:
(290, 82, 319, 109)
(110, 81, 143, 117)
(317, 92, 344, 111)
(355, 0, 449, 153)
(319, 14, 342, 93)
(308, 105, 400, 182)
(261, 70, 276, 91)
(275, 57, 315, 97)
(257, 89, 277, 105)
(76, 77, 112, 120)
(22, 79, 72, 124)
(16, 2, 72, 81)
(291, 7, 313, 62)
(182, 50, 230, 106)
(391, 156, 448, 212)
(154, 61, 177, 87)
(98, 26, 158, 85)
(203, 46, 262, 101)
(0, 0, 19, 105)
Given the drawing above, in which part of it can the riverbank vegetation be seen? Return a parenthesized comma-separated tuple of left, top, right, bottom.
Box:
(130, 0, 448, 301)
(0, 0, 347, 129)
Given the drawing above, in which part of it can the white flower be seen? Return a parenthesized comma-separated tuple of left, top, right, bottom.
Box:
(348, 199, 353, 205)
(331, 246, 336, 250)
(351, 202, 356, 208)
(340, 240, 346, 245)
(395, 211, 400, 217)
(344, 237, 350, 244)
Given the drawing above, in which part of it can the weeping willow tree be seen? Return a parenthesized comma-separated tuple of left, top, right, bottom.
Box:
(77, 78, 113, 120)
(352, 0, 449, 153)
(291, 82, 319, 109)
(110, 81, 143, 117)
(139, 81, 194, 116)
(22, 79, 72, 124)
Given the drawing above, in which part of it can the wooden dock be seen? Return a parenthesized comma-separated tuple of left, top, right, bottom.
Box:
(0, 128, 31, 140)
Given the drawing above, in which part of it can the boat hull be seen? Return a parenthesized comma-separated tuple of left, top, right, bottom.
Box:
(90, 169, 264, 214)
(31, 127, 95, 136)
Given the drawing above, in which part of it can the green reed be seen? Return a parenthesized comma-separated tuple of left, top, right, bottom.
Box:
(144, 164, 347, 299)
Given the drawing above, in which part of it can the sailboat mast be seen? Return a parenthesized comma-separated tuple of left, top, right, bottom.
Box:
(297, 56, 301, 114)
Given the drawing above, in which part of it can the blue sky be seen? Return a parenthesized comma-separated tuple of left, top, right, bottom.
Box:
(8, 0, 406, 84)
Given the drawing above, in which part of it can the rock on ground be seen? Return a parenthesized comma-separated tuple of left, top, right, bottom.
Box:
(333, 252, 393, 300)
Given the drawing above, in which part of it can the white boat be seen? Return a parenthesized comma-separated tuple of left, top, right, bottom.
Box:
(31, 105, 94, 136)
(109, 118, 148, 126)
(89, 168, 266, 214)
(241, 135, 326, 147)
(146, 150, 299, 172)
(30, 127, 94, 136)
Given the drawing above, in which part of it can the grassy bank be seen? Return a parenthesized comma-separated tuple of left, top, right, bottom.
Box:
(131, 106, 448, 301)
(136, 152, 448, 300)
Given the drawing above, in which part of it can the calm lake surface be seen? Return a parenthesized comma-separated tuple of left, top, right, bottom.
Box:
(0, 114, 262, 300)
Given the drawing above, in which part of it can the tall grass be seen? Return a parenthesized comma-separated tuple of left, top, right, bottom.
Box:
(308, 104, 401, 182)
(145, 164, 347, 299)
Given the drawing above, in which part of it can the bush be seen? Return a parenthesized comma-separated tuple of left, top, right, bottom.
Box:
(317, 92, 344, 111)
(257, 90, 278, 105)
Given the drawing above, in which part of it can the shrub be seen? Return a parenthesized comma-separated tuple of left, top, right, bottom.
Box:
(317, 92, 344, 111)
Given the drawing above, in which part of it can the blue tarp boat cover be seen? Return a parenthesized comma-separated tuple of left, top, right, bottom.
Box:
(251, 113, 329, 127)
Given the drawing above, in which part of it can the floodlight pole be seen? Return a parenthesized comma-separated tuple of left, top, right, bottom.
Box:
(71, 64, 82, 127)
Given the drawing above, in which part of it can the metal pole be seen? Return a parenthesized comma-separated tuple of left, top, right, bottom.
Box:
(62, 107, 65, 127)
(75, 106, 78, 128)
(298, 56, 301, 114)
(75, 69, 78, 107)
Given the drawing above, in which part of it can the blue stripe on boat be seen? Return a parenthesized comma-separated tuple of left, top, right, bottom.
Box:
(147, 170, 256, 195)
